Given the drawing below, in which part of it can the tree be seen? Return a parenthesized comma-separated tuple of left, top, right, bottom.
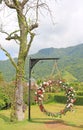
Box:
(0, 0, 53, 121)
(0, 72, 4, 82)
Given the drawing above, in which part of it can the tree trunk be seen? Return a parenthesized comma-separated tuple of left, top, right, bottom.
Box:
(15, 58, 25, 121)
(9, 45, 27, 121)
(14, 7, 28, 121)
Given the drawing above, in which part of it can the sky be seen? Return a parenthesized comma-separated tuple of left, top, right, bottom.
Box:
(0, 0, 83, 60)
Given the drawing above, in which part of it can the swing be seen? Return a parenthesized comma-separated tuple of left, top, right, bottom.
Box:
(35, 60, 76, 118)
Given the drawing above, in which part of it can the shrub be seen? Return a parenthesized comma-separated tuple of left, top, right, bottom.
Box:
(0, 99, 5, 109)
(0, 93, 11, 110)
(44, 93, 83, 106)
(75, 96, 83, 105)
(54, 94, 67, 104)
(44, 93, 55, 103)
(24, 90, 36, 105)
(77, 91, 83, 96)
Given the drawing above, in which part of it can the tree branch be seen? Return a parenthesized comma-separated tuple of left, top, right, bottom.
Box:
(6, 34, 20, 41)
(21, 0, 29, 7)
(27, 32, 35, 52)
(0, 30, 9, 36)
(29, 23, 38, 31)
(0, 0, 2, 4)
(13, 0, 23, 11)
(0, 29, 20, 41)
(0, 45, 18, 70)
(4, 0, 16, 9)
(36, 0, 39, 23)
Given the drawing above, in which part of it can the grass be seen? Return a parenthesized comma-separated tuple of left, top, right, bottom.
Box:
(0, 103, 83, 130)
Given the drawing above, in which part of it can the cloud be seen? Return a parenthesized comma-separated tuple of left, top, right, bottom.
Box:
(30, 0, 83, 53)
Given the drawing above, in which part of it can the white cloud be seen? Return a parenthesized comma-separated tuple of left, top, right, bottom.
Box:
(30, 0, 83, 53)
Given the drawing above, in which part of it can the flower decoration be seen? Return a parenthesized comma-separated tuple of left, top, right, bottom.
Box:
(35, 80, 76, 118)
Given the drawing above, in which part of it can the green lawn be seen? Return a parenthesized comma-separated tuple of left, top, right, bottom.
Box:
(0, 103, 83, 130)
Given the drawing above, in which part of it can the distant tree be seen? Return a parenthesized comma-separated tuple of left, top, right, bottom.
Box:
(0, 0, 54, 121)
(0, 72, 4, 82)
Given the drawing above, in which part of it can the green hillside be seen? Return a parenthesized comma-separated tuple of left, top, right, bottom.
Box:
(0, 44, 83, 82)
(61, 71, 77, 82)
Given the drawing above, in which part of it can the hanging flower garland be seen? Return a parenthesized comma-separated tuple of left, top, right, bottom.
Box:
(35, 80, 76, 118)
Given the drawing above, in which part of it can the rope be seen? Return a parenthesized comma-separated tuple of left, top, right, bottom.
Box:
(50, 60, 62, 80)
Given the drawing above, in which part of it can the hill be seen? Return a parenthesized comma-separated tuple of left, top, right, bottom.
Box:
(0, 44, 83, 82)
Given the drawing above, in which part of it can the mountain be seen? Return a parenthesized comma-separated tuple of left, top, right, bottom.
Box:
(0, 44, 83, 82)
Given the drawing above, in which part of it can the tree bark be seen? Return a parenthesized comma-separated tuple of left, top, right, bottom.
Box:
(15, 58, 25, 121)
(13, 2, 28, 121)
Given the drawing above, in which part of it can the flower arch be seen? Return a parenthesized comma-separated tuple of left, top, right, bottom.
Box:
(35, 80, 76, 118)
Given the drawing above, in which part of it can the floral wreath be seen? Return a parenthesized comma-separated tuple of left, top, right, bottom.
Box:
(35, 80, 76, 118)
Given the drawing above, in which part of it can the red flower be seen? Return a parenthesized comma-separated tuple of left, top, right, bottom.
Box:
(37, 89, 43, 94)
(39, 104, 44, 112)
(71, 99, 76, 103)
